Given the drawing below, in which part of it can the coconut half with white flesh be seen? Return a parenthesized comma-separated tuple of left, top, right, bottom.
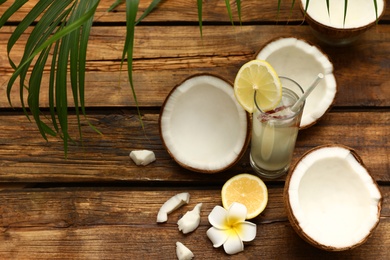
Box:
(159, 74, 250, 173)
(256, 37, 337, 129)
(300, 0, 386, 45)
(284, 145, 382, 251)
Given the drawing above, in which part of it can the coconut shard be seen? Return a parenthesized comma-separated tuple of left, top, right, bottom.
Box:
(256, 37, 337, 129)
(159, 74, 250, 173)
(284, 145, 382, 251)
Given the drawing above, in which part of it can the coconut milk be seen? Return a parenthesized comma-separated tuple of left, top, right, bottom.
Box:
(250, 78, 304, 179)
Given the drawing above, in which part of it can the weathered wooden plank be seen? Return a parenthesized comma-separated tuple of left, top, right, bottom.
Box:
(0, 110, 388, 183)
(0, 0, 309, 24)
(1, 0, 389, 23)
(1, 25, 389, 108)
(0, 186, 389, 259)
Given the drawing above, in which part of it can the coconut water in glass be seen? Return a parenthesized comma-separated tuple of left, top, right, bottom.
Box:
(250, 77, 304, 179)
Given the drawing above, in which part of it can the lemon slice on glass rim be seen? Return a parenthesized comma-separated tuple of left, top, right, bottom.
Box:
(234, 60, 282, 113)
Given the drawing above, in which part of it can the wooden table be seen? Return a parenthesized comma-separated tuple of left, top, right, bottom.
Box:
(0, 1, 389, 259)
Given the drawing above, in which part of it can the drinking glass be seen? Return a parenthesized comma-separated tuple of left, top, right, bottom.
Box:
(250, 77, 304, 179)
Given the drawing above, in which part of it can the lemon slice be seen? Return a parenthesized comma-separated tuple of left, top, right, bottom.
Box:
(234, 60, 282, 113)
(221, 173, 268, 219)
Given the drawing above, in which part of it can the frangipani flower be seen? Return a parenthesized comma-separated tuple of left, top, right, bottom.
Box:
(206, 202, 257, 255)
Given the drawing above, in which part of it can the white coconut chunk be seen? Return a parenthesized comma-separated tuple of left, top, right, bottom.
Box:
(176, 242, 194, 260)
(157, 192, 190, 223)
(302, 0, 385, 29)
(129, 150, 156, 166)
(177, 203, 202, 234)
(256, 37, 337, 129)
(285, 145, 382, 250)
(160, 74, 249, 173)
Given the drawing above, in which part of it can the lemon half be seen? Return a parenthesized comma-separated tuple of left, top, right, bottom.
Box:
(222, 173, 268, 219)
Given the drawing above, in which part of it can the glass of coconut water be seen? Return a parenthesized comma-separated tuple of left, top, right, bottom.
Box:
(250, 77, 304, 179)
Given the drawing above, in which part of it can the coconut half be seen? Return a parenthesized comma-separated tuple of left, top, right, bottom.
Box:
(256, 37, 337, 129)
(159, 74, 250, 173)
(301, 0, 386, 45)
(284, 145, 382, 251)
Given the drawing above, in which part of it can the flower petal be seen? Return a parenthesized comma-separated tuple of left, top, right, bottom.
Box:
(236, 221, 257, 242)
(223, 231, 244, 255)
(207, 227, 228, 248)
(227, 202, 247, 225)
(208, 205, 229, 229)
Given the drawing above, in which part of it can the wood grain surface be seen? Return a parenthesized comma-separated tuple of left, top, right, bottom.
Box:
(0, 0, 389, 258)
(1, 25, 389, 108)
(0, 186, 389, 259)
(0, 110, 388, 183)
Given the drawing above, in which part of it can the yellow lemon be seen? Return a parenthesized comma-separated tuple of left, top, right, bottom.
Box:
(222, 173, 268, 219)
(234, 60, 282, 113)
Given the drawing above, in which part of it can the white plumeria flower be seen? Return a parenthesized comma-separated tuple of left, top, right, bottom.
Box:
(206, 202, 257, 255)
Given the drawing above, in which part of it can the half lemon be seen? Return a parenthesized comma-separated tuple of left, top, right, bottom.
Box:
(222, 173, 268, 219)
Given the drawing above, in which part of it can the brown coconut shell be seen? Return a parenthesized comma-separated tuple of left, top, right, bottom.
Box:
(253, 36, 338, 129)
(283, 144, 383, 251)
(299, 0, 387, 45)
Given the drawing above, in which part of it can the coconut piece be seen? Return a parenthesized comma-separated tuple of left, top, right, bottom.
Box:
(284, 145, 382, 251)
(159, 74, 250, 173)
(157, 192, 190, 223)
(129, 150, 156, 166)
(177, 203, 202, 234)
(300, 0, 386, 45)
(256, 37, 337, 129)
(176, 242, 194, 260)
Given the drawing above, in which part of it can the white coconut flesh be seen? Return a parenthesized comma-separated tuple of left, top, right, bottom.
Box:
(301, 0, 385, 29)
(160, 75, 249, 173)
(287, 146, 382, 250)
(256, 37, 337, 128)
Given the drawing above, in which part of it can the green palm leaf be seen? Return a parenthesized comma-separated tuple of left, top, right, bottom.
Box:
(225, 0, 234, 25)
(108, 0, 123, 12)
(343, 0, 348, 25)
(236, 0, 242, 25)
(136, 0, 161, 24)
(197, 0, 203, 36)
(124, 0, 142, 129)
(3, 1, 99, 156)
(1, 0, 164, 156)
(373, 0, 379, 22)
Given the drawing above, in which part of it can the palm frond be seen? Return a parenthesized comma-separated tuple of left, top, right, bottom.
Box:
(373, 0, 379, 23)
(112, 0, 162, 130)
(197, 0, 203, 37)
(108, 0, 123, 12)
(0, 0, 28, 31)
(343, 0, 348, 26)
(236, 0, 242, 25)
(3, 0, 99, 156)
(224, 0, 234, 25)
(123, 0, 143, 129)
(136, 0, 161, 24)
(326, 0, 330, 16)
